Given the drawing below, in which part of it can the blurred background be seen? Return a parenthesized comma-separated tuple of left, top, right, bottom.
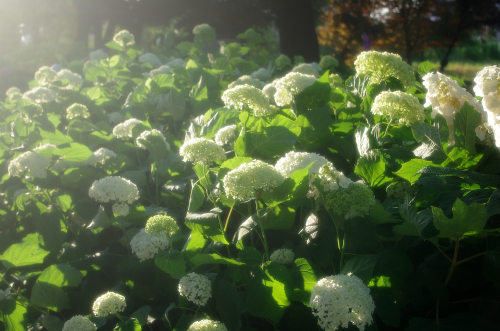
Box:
(0, 0, 499, 94)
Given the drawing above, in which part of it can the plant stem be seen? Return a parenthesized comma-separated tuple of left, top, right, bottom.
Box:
(223, 206, 233, 232)
(255, 200, 269, 260)
(444, 239, 460, 286)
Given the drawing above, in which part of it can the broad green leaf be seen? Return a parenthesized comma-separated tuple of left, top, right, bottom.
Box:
(417, 61, 436, 76)
(189, 253, 245, 267)
(154, 250, 185, 279)
(355, 155, 392, 187)
(37, 264, 84, 287)
(432, 198, 488, 239)
(288, 258, 316, 304)
(56, 194, 73, 213)
(262, 206, 295, 230)
(54, 143, 93, 162)
(453, 102, 481, 153)
(187, 181, 205, 212)
(295, 71, 331, 111)
(0, 300, 27, 331)
(185, 208, 227, 244)
(233, 215, 258, 246)
(184, 231, 206, 253)
(368, 201, 399, 224)
(394, 159, 435, 184)
(234, 128, 248, 157)
(115, 318, 142, 331)
(341, 254, 378, 283)
(393, 205, 436, 238)
(213, 279, 244, 330)
(30, 283, 69, 311)
(0, 233, 50, 269)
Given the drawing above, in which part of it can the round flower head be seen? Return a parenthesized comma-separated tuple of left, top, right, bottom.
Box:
(135, 129, 170, 151)
(291, 63, 321, 77)
(34, 66, 57, 86)
(66, 103, 90, 120)
(112, 202, 130, 217)
(310, 274, 375, 331)
(188, 319, 228, 331)
(275, 151, 330, 177)
(251, 67, 272, 81)
(354, 51, 415, 88)
(56, 69, 83, 90)
(92, 291, 126, 317)
(227, 75, 265, 89)
(8, 151, 50, 179)
(320, 55, 339, 71)
(88, 176, 140, 204)
(87, 147, 117, 166)
(316, 163, 353, 192)
(139, 52, 162, 68)
(215, 124, 238, 147)
(270, 248, 295, 264)
(107, 112, 124, 125)
(6, 87, 22, 101)
(113, 29, 135, 47)
(179, 137, 226, 165)
(323, 181, 375, 220)
(474, 65, 500, 145)
(145, 214, 179, 237)
(130, 229, 169, 262)
(178, 272, 212, 306)
(274, 72, 317, 107)
(275, 54, 292, 71)
(223, 160, 285, 202)
(222, 84, 275, 117)
(371, 91, 425, 126)
(263, 81, 277, 102)
(23, 87, 57, 103)
(423, 72, 484, 142)
(112, 118, 143, 139)
(62, 315, 97, 331)
(193, 23, 216, 45)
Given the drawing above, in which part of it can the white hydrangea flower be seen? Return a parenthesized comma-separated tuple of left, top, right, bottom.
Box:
(223, 160, 285, 202)
(354, 50, 415, 88)
(107, 112, 125, 124)
(371, 91, 425, 126)
(92, 291, 126, 317)
(178, 272, 212, 306)
(310, 274, 375, 331)
(193, 23, 216, 44)
(87, 147, 117, 166)
(112, 202, 130, 216)
(34, 66, 57, 86)
(23, 87, 57, 103)
(139, 52, 162, 67)
(88, 176, 140, 204)
(112, 118, 143, 139)
(179, 137, 226, 165)
(113, 29, 135, 47)
(56, 69, 83, 90)
(274, 72, 317, 107)
(251, 68, 272, 81)
(135, 129, 170, 150)
(291, 62, 321, 77)
(316, 163, 353, 192)
(5, 87, 22, 101)
(66, 103, 90, 120)
(320, 55, 339, 70)
(227, 75, 265, 89)
(275, 54, 292, 70)
(62, 315, 97, 331)
(275, 151, 330, 177)
(423, 72, 484, 143)
(222, 84, 276, 117)
(145, 214, 179, 237)
(262, 81, 277, 102)
(270, 248, 295, 264)
(8, 151, 50, 179)
(130, 229, 169, 262)
(215, 125, 238, 146)
(473, 65, 500, 146)
(187, 319, 228, 331)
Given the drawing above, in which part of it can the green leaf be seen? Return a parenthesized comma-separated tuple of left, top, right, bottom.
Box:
(37, 264, 84, 287)
(233, 216, 258, 245)
(288, 258, 316, 304)
(355, 155, 392, 187)
(56, 194, 73, 213)
(187, 181, 205, 212)
(54, 143, 93, 162)
(0, 300, 27, 331)
(189, 253, 245, 267)
(185, 208, 228, 244)
(246, 126, 299, 159)
(341, 254, 378, 283)
(213, 279, 244, 330)
(154, 250, 185, 279)
(114, 318, 142, 331)
(417, 61, 436, 76)
(432, 198, 488, 239)
(262, 167, 310, 207)
(394, 159, 435, 184)
(262, 206, 295, 230)
(393, 205, 436, 238)
(295, 71, 331, 111)
(0, 234, 50, 269)
(234, 128, 248, 157)
(185, 231, 206, 253)
(368, 201, 400, 224)
(453, 102, 481, 153)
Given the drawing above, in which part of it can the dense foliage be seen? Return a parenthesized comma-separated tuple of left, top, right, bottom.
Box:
(0, 25, 499, 331)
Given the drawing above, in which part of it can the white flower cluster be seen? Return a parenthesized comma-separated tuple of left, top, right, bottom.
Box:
(62, 315, 97, 331)
(145, 214, 179, 237)
(423, 72, 484, 142)
(310, 274, 375, 331)
(130, 228, 170, 261)
(262, 81, 277, 101)
(215, 125, 238, 147)
(320, 55, 339, 70)
(112, 118, 143, 139)
(275, 151, 330, 177)
(223, 160, 285, 202)
(135, 129, 170, 150)
(34, 66, 57, 86)
(87, 147, 117, 166)
(270, 248, 295, 264)
(6, 87, 22, 101)
(23, 87, 57, 103)
(8, 151, 50, 179)
(291, 62, 321, 77)
(354, 51, 415, 88)
(113, 29, 135, 47)
(227, 75, 265, 89)
(273, 72, 317, 107)
(139, 52, 162, 67)
(222, 84, 275, 117)
(179, 137, 226, 165)
(56, 69, 83, 90)
(316, 163, 353, 192)
(66, 103, 90, 120)
(275, 54, 292, 71)
(188, 319, 228, 331)
(178, 272, 212, 306)
(88, 176, 139, 216)
(371, 91, 425, 126)
(92, 291, 126, 317)
(474, 65, 500, 147)
(193, 23, 216, 44)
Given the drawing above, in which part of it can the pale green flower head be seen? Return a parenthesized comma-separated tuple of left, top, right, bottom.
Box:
(112, 202, 130, 216)
(310, 274, 375, 331)
(88, 176, 140, 204)
(5, 87, 22, 101)
(112, 118, 143, 139)
(66, 103, 90, 120)
(215, 124, 238, 147)
(34, 66, 57, 86)
(188, 319, 228, 331)
(113, 29, 135, 47)
(56, 69, 83, 90)
(291, 63, 321, 77)
(193, 23, 216, 45)
(178, 272, 212, 306)
(324, 182, 375, 220)
(145, 214, 179, 237)
(371, 91, 425, 126)
(221, 84, 276, 117)
(130, 229, 169, 262)
(275, 54, 292, 71)
(179, 137, 226, 165)
(319, 55, 339, 70)
(474, 65, 500, 122)
(135, 129, 170, 151)
(92, 291, 126, 317)
(316, 163, 352, 192)
(274, 72, 317, 107)
(23, 87, 57, 103)
(250, 67, 272, 81)
(223, 160, 285, 202)
(8, 151, 50, 179)
(354, 51, 415, 88)
(87, 147, 117, 166)
(270, 248, 294, 264)
(275, 151, 330, 178)
(227, 75, 265, 89)
(62, 315, 96, 331)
